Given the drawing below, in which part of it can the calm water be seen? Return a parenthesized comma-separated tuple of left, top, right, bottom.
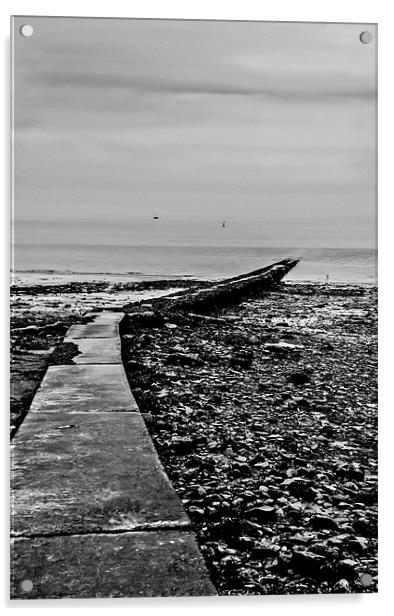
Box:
(12, 218, 377, 284)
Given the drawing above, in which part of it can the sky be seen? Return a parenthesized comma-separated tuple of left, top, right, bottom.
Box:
(13, 17, 376, 231)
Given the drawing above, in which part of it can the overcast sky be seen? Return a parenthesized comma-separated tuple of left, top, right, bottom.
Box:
(13, 17, 376, 224)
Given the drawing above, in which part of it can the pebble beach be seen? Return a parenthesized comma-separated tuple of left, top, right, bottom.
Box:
(10, 276, 378, 595)
(121, 281, 378, 594)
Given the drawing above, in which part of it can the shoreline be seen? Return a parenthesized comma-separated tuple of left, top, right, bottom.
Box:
(10, 278, 377, 438)
(10, 277, 378, 595)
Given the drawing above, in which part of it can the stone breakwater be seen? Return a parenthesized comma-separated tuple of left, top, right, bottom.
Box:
(121, 281, 378, 595)
(124, 258, 299, 315)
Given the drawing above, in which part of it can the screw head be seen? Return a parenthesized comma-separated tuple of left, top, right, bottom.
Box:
(19, 24, 34, 38)
(359, 31, 373, 44)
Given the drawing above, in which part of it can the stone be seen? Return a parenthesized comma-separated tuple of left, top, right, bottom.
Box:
(310, 515, 340, 531)
(352, 518, 376, 538)
(333, 579, 351, 593)
(264, 342, 303, 356)
(289, 371, 311, 385)
(336, 559, 359, 581)
(11, 412, 189, 536)
(288, 533, 313, 545)
(251, 541, 279, 559)
(188, 506, 205, 520)
(165, 353, 204, 367)
(282, 477, 317, 500)
(230, 350, 254, 369)
(125, 310, 165, 327)
(245, 506, 277, 524)
(10, 531, 216, 598)
(290, 550, 326, 577)
(347, 536, 369, 553)
(169, 436, 199, 455)
(336, 464, 365, 482)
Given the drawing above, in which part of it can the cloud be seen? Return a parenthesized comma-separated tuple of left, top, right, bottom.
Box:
(13, 17, 376, 232)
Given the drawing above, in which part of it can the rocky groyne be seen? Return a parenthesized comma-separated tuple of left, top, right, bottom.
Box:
(123, 258, 299, 317)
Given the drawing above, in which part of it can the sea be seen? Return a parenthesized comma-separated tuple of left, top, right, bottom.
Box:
(12, 217, 377, 286)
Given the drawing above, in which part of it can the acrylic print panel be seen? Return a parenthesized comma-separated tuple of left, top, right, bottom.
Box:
(10, 17, 377, 599)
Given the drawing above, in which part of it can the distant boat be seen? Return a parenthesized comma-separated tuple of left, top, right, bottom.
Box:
(153, 215, 159, 220)
(222, 220, 226, 228)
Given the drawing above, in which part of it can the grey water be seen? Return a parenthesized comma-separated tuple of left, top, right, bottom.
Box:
(12, 217, 376, 285)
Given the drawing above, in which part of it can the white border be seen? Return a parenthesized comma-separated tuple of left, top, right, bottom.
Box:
(1, 2, 392, 615)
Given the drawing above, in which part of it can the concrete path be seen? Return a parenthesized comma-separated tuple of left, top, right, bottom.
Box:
(10, 311, 215, 599)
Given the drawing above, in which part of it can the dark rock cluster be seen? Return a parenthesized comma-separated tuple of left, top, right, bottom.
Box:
(121, 282, 377, 595)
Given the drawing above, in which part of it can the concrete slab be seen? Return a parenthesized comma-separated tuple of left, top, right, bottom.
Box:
(11, 412, 190, 536)
(30, 365, 137, 413)
(84, 311, 124, 325)
(10, 531, 216, 598)
(70, 338, 122, 365)
(66, 322, 120, 339)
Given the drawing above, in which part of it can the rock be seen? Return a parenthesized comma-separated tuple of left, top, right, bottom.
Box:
(165, 352, 204, 367)
(232, 461, 252, 476)
(346, 537, 369, 554)
(356, 488, 378, 505)
(281, 477, 317, 500)
(335, 464, 365, 482)
(336, 559, 359, 581)
(352, 518, 376, 538)
(221, 555, 243, 569)
(125, 360, 145, 372)
(288, 533, 313, 546)
(320, 424, 335, 437)
(251, 541, 280, 559)
(126, 310, 165, 327)
(333, 579, 351, 593)
(169, 436, 198, 455)
(286, 507, 303, 522)
(245, 506, 277, 524)
(290, 550, 326, 577)
(196, 486, 207, 497)
(188, 506, 205, 520)
(230, 349, 254, 369)
(310, 515, 340, 531)
(264, 342, 303, 357)
(289, 371, 310, 385)
(139, 333, 153, 346)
